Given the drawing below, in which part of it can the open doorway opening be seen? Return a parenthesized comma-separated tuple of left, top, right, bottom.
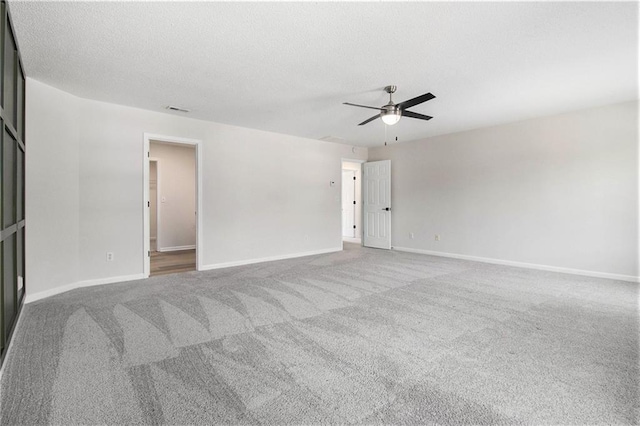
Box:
(143, 134, 203, 277)
(149, 141, 196, 275)
(341, 160, 363, 244)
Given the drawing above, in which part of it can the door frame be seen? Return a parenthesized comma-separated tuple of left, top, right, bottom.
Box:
(143, 133, 203, 277)
(148, 157, 161, 251)
(341, 169, 356, 238)
(341, 158, 365, 245)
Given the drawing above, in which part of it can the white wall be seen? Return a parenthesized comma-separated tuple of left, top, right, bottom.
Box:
(26, 78, 368, 299)
(369, 101, 639, 280)
(342, 161, 362, 239)
(149, 142, 196, 251)
(25, 81, 80, 296)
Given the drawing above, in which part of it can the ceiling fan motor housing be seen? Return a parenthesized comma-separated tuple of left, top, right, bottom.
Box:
(383, 104, 400, 114)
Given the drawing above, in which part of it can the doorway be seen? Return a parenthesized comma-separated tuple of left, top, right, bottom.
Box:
(143, 134, 203, 277)
(148, 141, 196, 275)
(341, 160, 363, 244)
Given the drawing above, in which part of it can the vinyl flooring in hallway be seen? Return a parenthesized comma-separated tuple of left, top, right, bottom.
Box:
(150, 249, 196, 276)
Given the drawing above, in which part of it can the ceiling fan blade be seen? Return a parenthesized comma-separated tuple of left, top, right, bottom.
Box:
(344, 102, 384, 111)
(397, 93, 435, 110)
(358, 114, 381, 126)
(402, 110, 433, 121)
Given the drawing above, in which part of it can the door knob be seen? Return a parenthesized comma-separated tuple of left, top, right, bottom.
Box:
(382, 207, 390, 211)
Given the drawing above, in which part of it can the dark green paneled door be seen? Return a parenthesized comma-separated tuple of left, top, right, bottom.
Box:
(0, 0, 26, 364)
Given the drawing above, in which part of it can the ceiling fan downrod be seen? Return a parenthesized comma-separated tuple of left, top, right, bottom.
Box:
(384, 85, 397, 98)
(382, 85, 400, 125)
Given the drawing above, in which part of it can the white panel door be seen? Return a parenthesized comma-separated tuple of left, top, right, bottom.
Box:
(363, 160, 391, 249)
(342, 170, 356, 237)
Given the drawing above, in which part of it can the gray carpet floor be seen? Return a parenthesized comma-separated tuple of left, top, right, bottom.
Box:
(1, 243, 638, 425)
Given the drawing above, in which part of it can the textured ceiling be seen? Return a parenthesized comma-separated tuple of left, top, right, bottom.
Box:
(10, 1, 638, 147)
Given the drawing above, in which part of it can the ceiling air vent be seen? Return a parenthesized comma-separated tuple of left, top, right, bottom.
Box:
(165, 105, 190, 113)
(319, 136, 346, 144)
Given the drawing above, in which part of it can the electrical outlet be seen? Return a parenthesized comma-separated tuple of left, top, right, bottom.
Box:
(410, 232, 415, 239)
(435, 234, 440, 241)
(106, 252, 114, 261)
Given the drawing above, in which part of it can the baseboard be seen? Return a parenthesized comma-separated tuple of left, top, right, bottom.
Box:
(392, 247, 639, 283)
(200, 247, 342, 271)
(24, 273, 146, 304)
(158, 245, 196, 252)
(24, 248, 343, 302)
(343, 237, 361, 244)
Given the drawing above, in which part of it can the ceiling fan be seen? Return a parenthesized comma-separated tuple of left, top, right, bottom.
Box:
(344, 85, 435, 126)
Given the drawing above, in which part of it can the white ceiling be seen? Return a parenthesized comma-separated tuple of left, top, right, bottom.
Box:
(10, 1, 638, 147)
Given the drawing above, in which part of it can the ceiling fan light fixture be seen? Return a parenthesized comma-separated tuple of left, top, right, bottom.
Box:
(381, 109, 401, 126)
